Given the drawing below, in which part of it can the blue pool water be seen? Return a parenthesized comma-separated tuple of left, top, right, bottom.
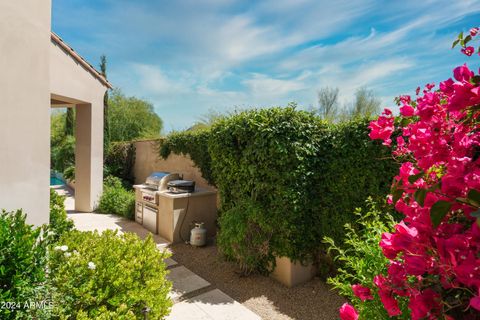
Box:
(50, 176, 65, 186)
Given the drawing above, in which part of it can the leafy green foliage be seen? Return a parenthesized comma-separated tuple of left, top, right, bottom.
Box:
(51, 88, 162, 182)
(98, 176, 136, 219)
(65, 108, 75, 136)
(0, 210, 50, 320)
(51, 134, 75, 174)
(49, 230, 172, 319)
(109, 89, 163, 142)
(217, 200, 275, 275)
(324, 199, 410, 319)
(161, 106, 397, 273)
(63, 165, 75, 182)
(104, 142, 136, 186)
(314, 119, 398, 244)
(210, 106, 328, 268)
(159, 129, 214, 185)
(49, 188, 74, 243)
(100, 55, 111, 153)
(430, 200, 453, 227)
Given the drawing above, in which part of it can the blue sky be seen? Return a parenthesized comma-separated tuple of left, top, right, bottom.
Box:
(52, 0, 480, 132)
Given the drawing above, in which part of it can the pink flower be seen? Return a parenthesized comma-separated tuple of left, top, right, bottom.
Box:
(470, 27, 479, 37)
(409, 289, 441, 320)
(373, 274, 387, 288)
(416, 86, 421, 95)
(404, 255, 428, 276)
(461, 46, 475, 56)
(388, 261, 406, 288)
(378, 289, 402, 317)
(368, 109, 395, 146)
(352, 284, 373, 301)
(366, 29, 480, 317)
(399, 95, 411, 105)
(400, 104, 414, 117)
(439, 78, 454, 95)
(470, 296, 480, 311)
(339, 303, 359, 320)
(453, 64, 474, 82)
(380, 232, 399, 259)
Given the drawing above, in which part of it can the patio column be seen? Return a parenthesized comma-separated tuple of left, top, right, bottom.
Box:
(75, 102, 103, 212)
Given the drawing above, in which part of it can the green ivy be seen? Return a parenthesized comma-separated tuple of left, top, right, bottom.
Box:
(159, 130, 214, 185)
(160, 106, 397, 273)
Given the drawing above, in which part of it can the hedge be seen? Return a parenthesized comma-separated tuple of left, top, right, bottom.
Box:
(160, 106, 397, 273)
(104, 141, 136, 187)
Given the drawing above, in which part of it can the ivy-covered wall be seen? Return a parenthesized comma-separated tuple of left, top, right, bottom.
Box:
(160, 107, 397, 273)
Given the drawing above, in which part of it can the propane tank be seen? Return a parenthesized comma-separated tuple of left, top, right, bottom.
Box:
(190, 222, 206, 246)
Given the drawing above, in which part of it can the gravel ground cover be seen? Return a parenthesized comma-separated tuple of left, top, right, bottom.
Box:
(170, 241, 344, 320)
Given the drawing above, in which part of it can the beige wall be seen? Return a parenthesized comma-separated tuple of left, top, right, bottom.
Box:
(50, 40, 107, 105)
(0, 1, 51, 225)
(133, 140, 215, 191)
(50, 36, 108, 212)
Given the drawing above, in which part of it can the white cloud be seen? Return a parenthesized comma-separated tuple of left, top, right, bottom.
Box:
(131, 64, 189, 95)
(52, 0, 480, 130)
(243, 73, 306, 95)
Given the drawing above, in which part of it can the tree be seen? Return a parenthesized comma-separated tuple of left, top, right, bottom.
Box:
(65, 108, 74, 136)
(100, 55, 110, 151)
(350, 87, 381, 118)
(316, 87, 339, 121)
(51, 110, 75, 173)
(108, 89, 163, 142)
(187, 109, 224, 131)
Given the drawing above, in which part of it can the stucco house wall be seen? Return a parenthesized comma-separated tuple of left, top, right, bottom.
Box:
(0, 1, 109, 224)
(50, 36, 108, 212)
(0, 1, 52, 225)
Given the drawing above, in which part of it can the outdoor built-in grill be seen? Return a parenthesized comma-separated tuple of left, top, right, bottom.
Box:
(133, 171, 218, 244)
(140, 172, 180, 205)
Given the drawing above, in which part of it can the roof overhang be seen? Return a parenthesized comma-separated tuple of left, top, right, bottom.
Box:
(51, 32, 112, 89)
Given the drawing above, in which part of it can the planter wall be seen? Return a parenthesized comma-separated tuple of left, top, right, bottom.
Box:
(271, 256, 316, 287)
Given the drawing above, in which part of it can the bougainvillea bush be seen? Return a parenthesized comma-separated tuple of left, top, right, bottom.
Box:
(325, 199, 411, 319)
(341, 29, 480, 319)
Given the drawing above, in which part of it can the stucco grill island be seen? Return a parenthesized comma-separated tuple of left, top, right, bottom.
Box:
(133, 172, 217, 244)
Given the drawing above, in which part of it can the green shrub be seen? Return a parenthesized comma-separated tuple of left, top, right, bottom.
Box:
(211, 106, 327, 273)
(314, 119, 398, 243)
(104, 141, 136, 187)
(51, 134, 75, 173)
(159, 129, 214, 185)
(98, 176, 136, 219)
(217, 200, 275, 275)
(62, 165, 75, 182)
(324, 199, 409, 319)
(49, 188, 74, 243)
(0, 210, 50, 320)
(161, 106, 397, 273)
(49, 230, 172, 319)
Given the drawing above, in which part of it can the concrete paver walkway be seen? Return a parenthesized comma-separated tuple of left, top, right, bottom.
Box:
(55, 185, 260, 320)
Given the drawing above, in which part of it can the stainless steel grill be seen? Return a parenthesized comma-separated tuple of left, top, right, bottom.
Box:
(144, 172, 180, 191)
